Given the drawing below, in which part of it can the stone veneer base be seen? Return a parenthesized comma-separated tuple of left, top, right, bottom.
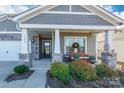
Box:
(18, 53, 32, 68)
(101, 52, 117, 69)
(52, 53, 62, 63)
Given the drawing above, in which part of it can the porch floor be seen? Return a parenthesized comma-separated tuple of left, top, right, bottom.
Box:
(32, 58, 52, 71)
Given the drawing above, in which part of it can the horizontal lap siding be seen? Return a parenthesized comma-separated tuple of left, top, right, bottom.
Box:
(0, 19, 20, 31)
(23, 14, 114, 26)
(0, 34, 21, 40)
(71, 5, 90, 12)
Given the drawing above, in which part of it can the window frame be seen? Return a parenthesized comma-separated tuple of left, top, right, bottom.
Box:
(64, 36, 87, 54)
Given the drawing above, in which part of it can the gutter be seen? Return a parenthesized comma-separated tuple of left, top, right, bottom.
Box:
(116, 24, 124, 30)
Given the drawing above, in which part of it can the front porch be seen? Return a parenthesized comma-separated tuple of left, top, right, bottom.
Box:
(18, 28, 115, 68)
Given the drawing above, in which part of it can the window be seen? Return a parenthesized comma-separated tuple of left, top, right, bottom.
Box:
(64, 37, 87, 54)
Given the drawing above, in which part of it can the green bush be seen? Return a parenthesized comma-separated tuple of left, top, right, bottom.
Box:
(69, 61, 97, 81)
(49, 62, 71, 85)
(14, 65, 29, 74)
(96, 64, 118, 78)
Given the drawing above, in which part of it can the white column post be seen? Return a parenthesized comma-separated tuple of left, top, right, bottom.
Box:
(104, 30, 112, 52)
(21, 29, 29, 54)
(19, 28, 32, 67)
(54, 29, 61, 54)
(52, 29, 62, 62)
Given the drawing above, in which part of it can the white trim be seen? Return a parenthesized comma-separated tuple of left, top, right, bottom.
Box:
(20, 24, 116, 30)
(13, 6, 57, 22)
(0, 31, 21, 34)
(21, 29, 29, 53)
(116, 24, 124, 30)
(44, 11, 95, 15)
(64, 36, 87, 54)
(70, 5, 72, 12)
(13, 6, 47, 21)
(95, 35, 98, 55)
(82, 6, 123, 25)
(94, 6, 123, 23)
(54, 29, 61, 54)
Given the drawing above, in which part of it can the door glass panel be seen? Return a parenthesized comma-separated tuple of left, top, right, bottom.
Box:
(42, 41, 51, 58)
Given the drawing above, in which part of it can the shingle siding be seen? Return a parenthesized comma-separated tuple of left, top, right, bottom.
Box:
(49, 5, 70, 11)
(0, 34, 21, 40)
(23, 13, 114, 26)
(0, 19, 20, 31)
(71, 5, 90, 12)
(48, 5, 91, 12)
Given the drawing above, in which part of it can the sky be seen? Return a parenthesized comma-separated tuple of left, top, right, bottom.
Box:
(0, 5, 124, 19)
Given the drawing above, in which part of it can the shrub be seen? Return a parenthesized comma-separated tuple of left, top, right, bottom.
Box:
(69, 61, 97, 81)
(14, 65, 29, 74)
(96, 64, 118, 78)
(49, 62, 71, 85)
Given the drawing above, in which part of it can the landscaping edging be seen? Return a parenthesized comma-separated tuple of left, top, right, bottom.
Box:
(5, 70, 34, 82)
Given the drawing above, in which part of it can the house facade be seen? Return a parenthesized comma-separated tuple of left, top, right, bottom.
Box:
(0, 5, 124, 67)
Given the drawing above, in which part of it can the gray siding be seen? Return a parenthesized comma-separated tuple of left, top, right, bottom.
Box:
(49, 5, 70, 11)
(0, 19, 20, 31)
(0, 34, 21, 40)
(49, 5, 90, 12)
(72, 5, 90, 12)
(23, 13, 114, 26)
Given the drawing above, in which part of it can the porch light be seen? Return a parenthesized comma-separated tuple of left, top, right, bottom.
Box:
(32, 36, 39, 43)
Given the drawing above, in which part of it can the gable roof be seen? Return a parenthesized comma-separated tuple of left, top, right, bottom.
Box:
(13, 5, 124, 26)
(0, 14, 20, 31)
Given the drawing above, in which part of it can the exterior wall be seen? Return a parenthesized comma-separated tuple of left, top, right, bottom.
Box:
(71, 5, 90, 12)
(22, 13, 114, 26)
(0, 19, 20, 31)
(87, 35, 97, 55)
(60, 31, 96, 55)
(0, 34, 21, 40)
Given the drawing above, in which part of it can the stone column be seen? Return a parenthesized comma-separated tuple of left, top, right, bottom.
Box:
(19, 29, 32, 67)
(101, 30, 117, 69)
(52, 29, 62, 63)
(104, 31, 112, 52)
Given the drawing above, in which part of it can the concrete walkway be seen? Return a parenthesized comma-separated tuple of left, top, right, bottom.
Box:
(0, 59, 51, 88)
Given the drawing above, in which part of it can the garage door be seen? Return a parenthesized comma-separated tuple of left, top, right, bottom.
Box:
(0, 41, 21, 61)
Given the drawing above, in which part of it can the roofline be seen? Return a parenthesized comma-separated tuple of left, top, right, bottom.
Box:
(97, 5, 124, 23)
(12, 5, 39, 18)
(13, 5, 124, 26)
(13, 5, 49, 21)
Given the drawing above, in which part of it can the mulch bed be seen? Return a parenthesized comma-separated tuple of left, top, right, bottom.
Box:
(117, 70, 124, 87)
(46, 71, 122, 88)
(5, 70, 34, 82)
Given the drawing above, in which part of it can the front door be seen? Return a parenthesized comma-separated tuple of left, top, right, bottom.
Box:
(42, 40, 51, 58)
